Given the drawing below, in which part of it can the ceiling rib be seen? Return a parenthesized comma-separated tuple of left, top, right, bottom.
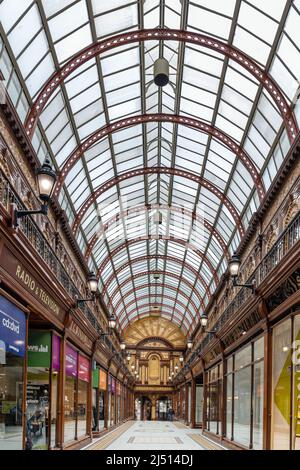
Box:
(25, 28, 298, 143)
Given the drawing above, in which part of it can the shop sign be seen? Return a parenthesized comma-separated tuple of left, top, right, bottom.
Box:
(93, 369, 99, 388)
(69, 321, 93, 350)
(52, 334, 60, 371)
(99, 369, 107, 390)
(78, 355, 90, 382)
(0, 295, 26, 358)
(66, 344, 78, 377)
(27, 330, 51, 367)
(15, 265, 60, 316)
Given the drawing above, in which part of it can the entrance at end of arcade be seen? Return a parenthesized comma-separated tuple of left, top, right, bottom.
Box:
(156, 396, 172, 421)
(135, 396, 152, 421)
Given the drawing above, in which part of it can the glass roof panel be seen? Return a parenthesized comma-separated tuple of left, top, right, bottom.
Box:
(1, 0, 299, 333)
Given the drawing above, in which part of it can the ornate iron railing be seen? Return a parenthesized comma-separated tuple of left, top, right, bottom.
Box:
(0, 172, 125, 366)
(177, 210, 300, 379)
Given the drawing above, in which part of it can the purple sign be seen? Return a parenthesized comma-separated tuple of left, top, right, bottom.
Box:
(65, 344, 78, 377)
(111, 377, 116, 394)
(52, 335, 60, 371)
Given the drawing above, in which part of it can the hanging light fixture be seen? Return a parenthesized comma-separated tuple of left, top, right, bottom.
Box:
(179, 355, 184, 363)
(175, 365, 179, 372)
(120, 341, 126, 351)
(187, 338, 193, 349)
(154, 58, 170, 87)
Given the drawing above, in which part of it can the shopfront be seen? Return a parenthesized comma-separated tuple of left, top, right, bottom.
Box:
(92, 367, 107, 433)
(205, 363, 222, 436)
(63, 344, 91, 445)
(271, 313, 300, 450)
(225, 336, 264, 449)
(26, 330, 60, 450)
(0, 295, 26, 450)
(195, 379, 204, 428)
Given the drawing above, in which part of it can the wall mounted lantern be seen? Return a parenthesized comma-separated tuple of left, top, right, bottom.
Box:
(228, 253, 255, 293)
(12, 157, 57, 227)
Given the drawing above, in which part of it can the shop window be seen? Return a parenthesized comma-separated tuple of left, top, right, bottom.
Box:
(206, 365, 222, 435)
(64, 347, 90, 443)
(26, 331, 60, 451)
(77, 355, 89, 437)
(195, 384, 203, 426)
(77, 379, 88, 437)
(225, 337, 264, 449)
(271, 316, 300, 450)
(0, 296, 26, 450)
(0, 355, 24, 450)
(64, 375, 77, 442)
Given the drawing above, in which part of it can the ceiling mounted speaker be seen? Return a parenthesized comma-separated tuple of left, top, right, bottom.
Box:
(154, 58, 169, 87)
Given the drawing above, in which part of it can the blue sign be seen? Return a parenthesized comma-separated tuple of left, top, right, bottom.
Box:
(0, 295, 26, 357)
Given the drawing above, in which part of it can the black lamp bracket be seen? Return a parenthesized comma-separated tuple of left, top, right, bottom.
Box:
(10, 202, 49, 228)
(232, 276, 255, 294)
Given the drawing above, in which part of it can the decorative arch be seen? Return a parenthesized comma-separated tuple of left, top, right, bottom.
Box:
(72, 167, 245, 237)
(115, 294, 198, 323)
(101, 254, 217, 297)
(25, 29, 297, 143)
(136, 337, 174, 350)
(119, 303, 195, 332)
(113, 283, 199, 317)
(53, 114, 264, 201)
(85, 204, 230, 261)
(98, 237, 217, 289)
(105, 270, 205, 310)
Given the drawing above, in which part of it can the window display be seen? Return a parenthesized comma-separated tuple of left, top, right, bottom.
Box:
(64, 345, 77, 443)
(205, 364, 222, 435)
(0, 296, 26, 450)
(195, 383, 203, 426)
(26, 330, 52, 450)
(77, 355, 90, 437)
(271, 315, 300, 450)
(226, 337, 264, 449)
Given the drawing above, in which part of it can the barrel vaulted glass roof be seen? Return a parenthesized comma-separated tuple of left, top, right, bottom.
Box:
(1, 0, 300, 334)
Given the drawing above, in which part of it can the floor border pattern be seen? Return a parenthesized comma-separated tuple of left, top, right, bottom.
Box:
(86, 421, 135, 450)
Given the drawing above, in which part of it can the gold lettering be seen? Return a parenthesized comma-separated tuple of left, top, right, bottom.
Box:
(15, 265, 59, 316)
(16, 265, 21, 277)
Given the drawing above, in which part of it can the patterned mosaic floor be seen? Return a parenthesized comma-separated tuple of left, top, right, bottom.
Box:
(86, 421, 227, 451)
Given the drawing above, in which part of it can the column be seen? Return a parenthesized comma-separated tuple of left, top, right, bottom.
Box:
(151, 399, 156, 421)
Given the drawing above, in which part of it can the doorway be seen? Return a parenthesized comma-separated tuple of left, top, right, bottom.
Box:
(156, 396, 172, 421)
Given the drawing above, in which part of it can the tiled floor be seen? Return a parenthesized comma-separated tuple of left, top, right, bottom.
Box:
(101, 421, 212, 451)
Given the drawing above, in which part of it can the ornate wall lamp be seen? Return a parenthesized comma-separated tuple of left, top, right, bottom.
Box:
(200, 313, 217, 337)
(76, 272, 98, 308)
(228, 253, 255, 293)
(11, 157, 57, 227)
(100, 314, 117, 339)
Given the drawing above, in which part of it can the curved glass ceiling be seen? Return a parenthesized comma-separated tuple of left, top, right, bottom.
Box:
(1, 0, 300, 334)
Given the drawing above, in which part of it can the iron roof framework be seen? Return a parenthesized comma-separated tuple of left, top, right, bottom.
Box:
(1, 0, 300, 335)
